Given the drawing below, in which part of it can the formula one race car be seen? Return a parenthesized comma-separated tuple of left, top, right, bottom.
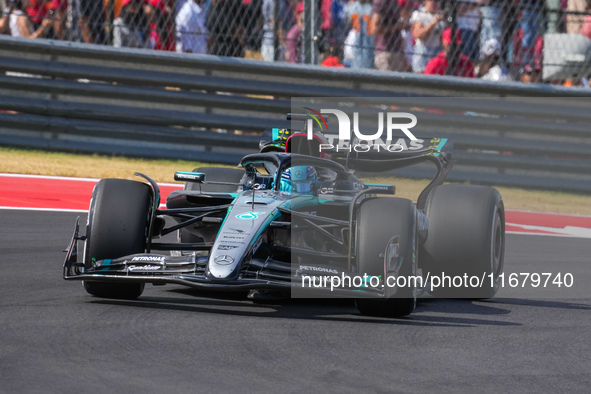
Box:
(63, 117, 505, 318)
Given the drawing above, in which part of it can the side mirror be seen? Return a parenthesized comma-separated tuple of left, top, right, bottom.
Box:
(174, 171, 205, 183)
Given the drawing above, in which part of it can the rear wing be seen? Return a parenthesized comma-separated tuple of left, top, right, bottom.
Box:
(259, 126, 451, 172)
(326, 136, 451, 172)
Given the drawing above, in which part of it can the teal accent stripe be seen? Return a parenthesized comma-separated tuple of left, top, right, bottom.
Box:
(214, 195, 238, 241)
(434, 138, 448, 156)
(365, 183, 391, 188)
(272, 128, 279, 141)
(176, 171, 205, 176)
(101, 259, 111, 271)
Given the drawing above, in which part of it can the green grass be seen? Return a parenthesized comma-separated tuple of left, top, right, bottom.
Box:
(1, 146, 590, 215)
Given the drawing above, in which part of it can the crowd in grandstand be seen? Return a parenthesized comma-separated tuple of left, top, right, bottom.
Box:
(1, 0, 591, 85)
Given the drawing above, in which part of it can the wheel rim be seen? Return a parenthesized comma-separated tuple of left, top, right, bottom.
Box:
(490, 209, 504, 290)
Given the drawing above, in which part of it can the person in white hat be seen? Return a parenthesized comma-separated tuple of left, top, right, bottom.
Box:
(476, 38, 509, 81)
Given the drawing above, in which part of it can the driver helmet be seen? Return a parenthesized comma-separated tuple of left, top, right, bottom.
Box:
(279, 166, 318, 194)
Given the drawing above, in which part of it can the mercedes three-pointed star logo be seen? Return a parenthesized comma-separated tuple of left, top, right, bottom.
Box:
(214, 255, 235, 265)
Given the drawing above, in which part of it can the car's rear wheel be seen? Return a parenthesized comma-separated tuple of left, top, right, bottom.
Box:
(83, 179, 151, 299)
(355, 197, 417, 318)
(420, 185, 505, 298)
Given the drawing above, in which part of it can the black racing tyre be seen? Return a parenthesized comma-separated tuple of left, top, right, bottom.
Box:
(355, 197, 417, 318)
(83, 179, 151, 299)
(420, 185, 505, 299)
(185, 167, 245, 193)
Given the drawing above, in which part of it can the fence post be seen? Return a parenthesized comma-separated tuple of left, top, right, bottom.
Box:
(443, 0, 458, 76)
(273, 0, 281, 61)
(303, 0, 318, 65)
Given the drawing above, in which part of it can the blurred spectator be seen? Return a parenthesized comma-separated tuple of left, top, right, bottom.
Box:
(500, 0, 519, 64)
(517, 0, 543, 66)
(424, 27, 475, 77)
(175, 0, 208, 53)
(580, 0, 591, 38)
(479, 0, 502, 44)
(26, 0, 48, 27)
(476, 38, 509, 80)
(21, 0, 67, 39)
(207, 0, 246, 57)
(177, 0, 211, 14)
(410, 0, 445, 72)
(261, 0, 288, 61)
(562, 77, 576, 86)
(371, 0, 408, 71)
(242, 0, 263, 59)
(72, 0, 106, 44)
(321, 0, 333, 35)
(343, 23, 356, 66)
(1, 3, 9, 35)
(320, 0, 347, 49)
(145, 0, 175, 50)
(399, 0, 414, 69)
(320, 0, 342, 46)
(456, 0, 481, 61)
(520, 63, 541, 82)
(48, 0, 68, 40)
(321, 45, 345, 67)
(2, 0, 590, 85)
(113, 0, 149, 48)
(285, 1, 303, 63)
(7, 0, 51, 38)
(513, 28, 544, 72)
(346, 0, 374, 69)
(567, 0, 587, 33)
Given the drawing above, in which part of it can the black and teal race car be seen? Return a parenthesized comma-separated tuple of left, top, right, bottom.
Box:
(63, 120, 505, 318)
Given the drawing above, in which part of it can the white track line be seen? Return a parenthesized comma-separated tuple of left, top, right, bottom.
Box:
(0, 206, 88, 213)
(0, 173, 182, 187)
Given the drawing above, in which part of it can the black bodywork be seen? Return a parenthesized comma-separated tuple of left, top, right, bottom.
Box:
(63, 119, 456, 300)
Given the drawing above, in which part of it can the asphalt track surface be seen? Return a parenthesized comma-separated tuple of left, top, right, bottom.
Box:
(1, 209, 590, 393)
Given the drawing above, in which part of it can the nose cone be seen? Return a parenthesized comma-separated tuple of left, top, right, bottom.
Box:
(206, 253, 241, 281)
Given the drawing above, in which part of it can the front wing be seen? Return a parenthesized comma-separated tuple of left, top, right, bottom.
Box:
(63, 218, 389, 298)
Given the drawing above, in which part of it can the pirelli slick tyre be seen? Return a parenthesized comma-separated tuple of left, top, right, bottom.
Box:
(420, 185, 505, 299)
(83, 179, 151, 299)
(355, 197, 417, 318)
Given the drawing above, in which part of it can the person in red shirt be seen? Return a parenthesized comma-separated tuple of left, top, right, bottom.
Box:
(145, 0, 175, 51)
(321, 45, 345, 68)
(423, 27, 475, 78)
(26, 0, 49, 27)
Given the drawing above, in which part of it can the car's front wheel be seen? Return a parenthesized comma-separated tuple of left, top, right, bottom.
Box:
(83, 179, 151, 299)
(354, 197, 417, 317)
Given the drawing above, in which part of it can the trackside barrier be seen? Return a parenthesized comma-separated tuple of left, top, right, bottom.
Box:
(0, 36, 590, 193)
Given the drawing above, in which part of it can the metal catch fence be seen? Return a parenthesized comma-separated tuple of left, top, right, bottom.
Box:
(1, 0, 591, 84)
(0, 35, 591, 194)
